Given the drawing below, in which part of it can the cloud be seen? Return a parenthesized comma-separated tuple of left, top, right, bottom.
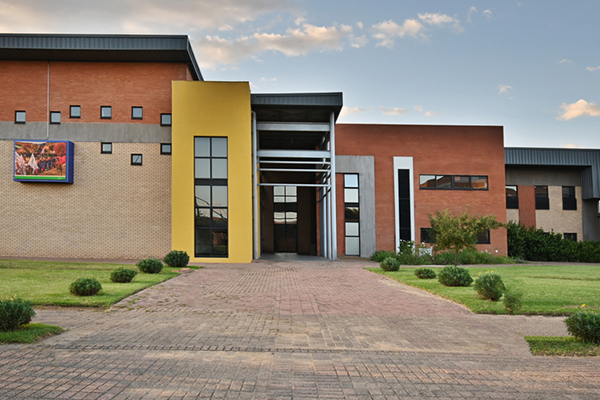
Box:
(379, 106, 409, 116)
(259, 77, 277, 82)
(418, 13, 462, 32)
(482, 9, 493, 19)
(498, 84, 513, 95)
(194, 21, 357, 67)
(424, 111, 437, 117)
(558, 59, 574, 64)
(414, 105, 437, 117)
(340, 106, 369, 116)
(372, 19, 425, 47)
(467, 7, 477, 22)
(586, 66, 600, 71)
(557, 99, 600, 121)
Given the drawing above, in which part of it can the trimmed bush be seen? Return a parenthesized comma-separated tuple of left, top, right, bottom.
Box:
(380, 257, 401, 272)
(503, 288, 523, 314)
(371, 250, 396, 263)
(474, 272, 506, 301)
(565, 311, 600, 344)
(0, 298, 36, 331)
(136, 258, 163, 274)
(437, 266, 473, 287)
(414, 267, 437, 279)
(163, 250, 190, 268)
(110, 268, 138, 283)
(69, 278, 102, 296)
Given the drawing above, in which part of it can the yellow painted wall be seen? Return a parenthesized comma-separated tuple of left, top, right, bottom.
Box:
(172, 81, 253, 263)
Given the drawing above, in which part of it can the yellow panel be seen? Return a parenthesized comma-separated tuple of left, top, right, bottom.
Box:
(172, 81, 253, 263)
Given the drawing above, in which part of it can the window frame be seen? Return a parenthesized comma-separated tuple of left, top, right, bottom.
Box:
(562, 186, 577, 210)
(101, 143, 113, 154)
(100, 106, 112, 119)
(506, 185, 519, 209)
(50, 111, 61, 124)
(419, 174, 489, 190)
(70, 105, 81, 119)
(130, 153, 143, 166)
(344, 173, 360, 256)
(15, 110, 26, 124)
(160, 143, 172, 155)
(160, 113, 172, 126)
(564, 233, 577, 241)
(131, 106, 143, 120)
(535, 186, 550, 210)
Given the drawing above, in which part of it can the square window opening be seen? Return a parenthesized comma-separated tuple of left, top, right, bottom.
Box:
(161, 143, 172, 155)
(15, 111, 26, 124)
(50, 111, 61, 124)
(131, 154, 143, 165)
(101, 143, 113, 154)
(101, 106, 112, 119)
(70, 105, 81, 118)
(132, 106, 143, 120)
(161, 113, 172, 126)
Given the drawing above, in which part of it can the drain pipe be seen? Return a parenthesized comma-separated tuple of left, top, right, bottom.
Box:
(46, 62, 50, 140)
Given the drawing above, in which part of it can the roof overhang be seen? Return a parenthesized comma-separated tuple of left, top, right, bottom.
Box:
(252, 92, 343, 123)
(0, 33, 202, 80)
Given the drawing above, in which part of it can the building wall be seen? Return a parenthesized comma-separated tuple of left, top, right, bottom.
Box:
(536, 186, 583, 239)
(0, 141, 171, 258)
(171, 81, 253, 263)
(335, 124, 507, 255)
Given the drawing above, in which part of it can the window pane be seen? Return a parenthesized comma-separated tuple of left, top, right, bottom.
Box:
(50, 112, 61, 124)
(195, 185, 211, 207)
(195, 158, 210, 179)
(419, 175, 436, 188)
(506, 186, 517, 197)
(286, 195, 297, 203)
(195, 229, 212, 255)
(286, 212, 297, 224)
(535, 186, 548, 197)
(101, 106, 111, 118)
(345, 207, 359, 222)
(212, 209, 228, 228)
(212, 186, 227, 206)
(70, 106, 81, 118)
(101, 143, 112, 153)
(194, 209, 211, 227)
(286, 186, 297, 196)
(274, 212, 286, 223)
(161, 113, 172, 126)
(212, 230, 228, 255)
(344, 188, 359, 203)
(212, 159, 227, 179)
(212, 137, 227, 157)
(562, 186, 575, 198)
(436, 175, 452, 188)
(345, 237, 360, 256)
(454, 176, 470, 188)
(15, 111, 26, 123)
(471, 176, 488, 189)
(132, 107, 143, 119)
(274, 196, 285, 203)
(346, 222, 359, 236)
(344, 174, 358, 188)
(274, 187, 285, 196)
(195, 137, 210, 157)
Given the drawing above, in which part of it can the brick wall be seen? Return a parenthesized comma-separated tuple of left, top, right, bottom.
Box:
(335, 124, 507, 255)
(1, 140, 171, 259)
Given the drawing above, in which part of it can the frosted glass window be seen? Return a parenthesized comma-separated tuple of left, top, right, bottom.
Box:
(344, 188, 359, 203)
(345, 237, 360, 256)
(344, 174, 358, 188)
(346, 222, 359, 236)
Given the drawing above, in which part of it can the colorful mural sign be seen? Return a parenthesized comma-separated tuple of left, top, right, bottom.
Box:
(14, 140, 74, 183)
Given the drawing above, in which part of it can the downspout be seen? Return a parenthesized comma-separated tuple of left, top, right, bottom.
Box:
(252, 111, 259, 259)
(46, 62, 50, 139)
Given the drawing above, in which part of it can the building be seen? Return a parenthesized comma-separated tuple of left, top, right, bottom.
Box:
(1, 33, 598, 263)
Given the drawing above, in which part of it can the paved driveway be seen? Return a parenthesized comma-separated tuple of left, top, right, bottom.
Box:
(1, 260, 598, 399)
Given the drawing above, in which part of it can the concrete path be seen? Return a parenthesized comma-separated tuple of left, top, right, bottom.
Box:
(1, 260, 598, 399)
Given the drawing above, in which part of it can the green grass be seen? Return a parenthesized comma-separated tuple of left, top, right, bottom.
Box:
(0, 323, 64, 344)
(526, 336, 600, 356)
(0, 259, 198, 307)
(368, 265, 600, 315)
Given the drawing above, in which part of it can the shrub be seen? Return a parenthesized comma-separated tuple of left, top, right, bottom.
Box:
(0, 298, 36, 331)
(437, 266, 473, 287)
(503, 288, 523, 314)
(136, 258, 163, 274)
(164, 250, 190, 268)
(69, 278, 102, 296)
(110, 268, 138, 283)
(565, 311, 600, 344)
(380, 257, 401, 272)
(371, 250, 396, 263)
(474, 272, 506, 301)
(414, 267, 437, 279)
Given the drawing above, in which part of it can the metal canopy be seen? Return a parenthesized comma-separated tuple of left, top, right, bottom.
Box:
(251, 92, 343, 122)
(0, 33, 203, 80)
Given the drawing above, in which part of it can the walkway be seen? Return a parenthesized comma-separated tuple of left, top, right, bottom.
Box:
(1, 260, 598, 399)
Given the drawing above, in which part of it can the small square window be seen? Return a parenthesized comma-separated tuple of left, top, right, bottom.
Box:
(15, 111, 26, 124)
(50, 111, 61, 124)
(132, 106, 143, 120)
(70, 105, 81, 118)
(101, 106, 112, 119)
(161, 143, 172, 155)
(160, 113, 172, 126)
(564, 233, 577, 241)
(476, 230, 491, 244)
(131, 154, 143, 166)
(101, 143, 113, 154)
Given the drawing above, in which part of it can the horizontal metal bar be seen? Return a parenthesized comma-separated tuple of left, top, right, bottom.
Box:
(258, 168, 330, 173)
(258, 149, 331, 158)
(259, 160, 330, 165)
(258, 183, 330, 188)
(256, 122, 330, 132)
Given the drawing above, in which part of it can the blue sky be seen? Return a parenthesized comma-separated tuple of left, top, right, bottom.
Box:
(1, 0, 599, 148)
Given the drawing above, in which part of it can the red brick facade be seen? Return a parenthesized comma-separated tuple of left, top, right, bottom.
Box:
(336, 124, 508, 256)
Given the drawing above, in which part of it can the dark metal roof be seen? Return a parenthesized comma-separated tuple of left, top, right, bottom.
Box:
(506, 147, 600, 199)
(0, 33, 202, 80)
(252, 92, 343, 122)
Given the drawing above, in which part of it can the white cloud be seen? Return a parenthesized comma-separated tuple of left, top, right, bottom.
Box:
(340, 106, 369, 116)
(557, 99, 600, 121)
(356, 21, 364, 30)
(586, 66, 600, 71)
(498, 84, 513, 95)
(414, 105, 437, 117)
(467, 7, 477, 22)
(424, 111, 437, 117)
(259, 77, 277, 82)
(558, 59, 574, 64)
(414, 105, 424, 113)
(418, 13, 462, 32)
(482, 9, 493, 19)
(380, 106, 409, 116)
(372, 19, 425, 48)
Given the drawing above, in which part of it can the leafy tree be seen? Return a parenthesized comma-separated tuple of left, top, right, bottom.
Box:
(428, 208, 503, 265)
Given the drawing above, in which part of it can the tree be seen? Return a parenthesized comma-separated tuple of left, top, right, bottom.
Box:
(428, 208, 503, 265)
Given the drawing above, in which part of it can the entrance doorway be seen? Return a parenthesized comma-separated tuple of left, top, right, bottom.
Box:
(273, 186, 297, 252)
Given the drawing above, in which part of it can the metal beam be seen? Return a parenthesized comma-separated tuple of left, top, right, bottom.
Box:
(330, 111, 338, 260)
(252, 112, 259, 260)
(256, 122, 330, 132)
(259, 160, 330, 165)
(258, 168, 330, 173)
(258, 183, 329, 188)
(258, 149, 331, 159)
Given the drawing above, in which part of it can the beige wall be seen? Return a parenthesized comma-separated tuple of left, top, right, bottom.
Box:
(1, 140, 171, 259)
(536, 186, 583, 239)
(506, 209, 519, 223)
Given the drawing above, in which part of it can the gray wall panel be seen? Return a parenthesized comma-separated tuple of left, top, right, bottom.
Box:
(582, 200, 600, 241)
(0, 121, 171, 143)
(505, 165, 582, 186)
(336, 155, 376, 258)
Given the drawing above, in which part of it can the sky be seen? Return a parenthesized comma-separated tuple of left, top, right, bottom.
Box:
(1, 0, 599, 148)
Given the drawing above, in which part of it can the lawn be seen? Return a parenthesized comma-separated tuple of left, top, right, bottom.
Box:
(0, 259, 194, 307)
(525, 336, 600, 356)
(369, 265, 600, 315)
(0, 324, 64, 344)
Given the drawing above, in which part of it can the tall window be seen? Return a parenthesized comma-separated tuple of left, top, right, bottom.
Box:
(535, 186, 549, 210)
(344, 174, 360, 256)
(562, 186, 577, 210)
(273, 186, 298, 252)
(194, 137, 228, 257)
(506, 185, 519, 209)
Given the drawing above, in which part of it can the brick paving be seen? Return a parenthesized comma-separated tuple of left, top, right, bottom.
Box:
(2, 260, 599, 399)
